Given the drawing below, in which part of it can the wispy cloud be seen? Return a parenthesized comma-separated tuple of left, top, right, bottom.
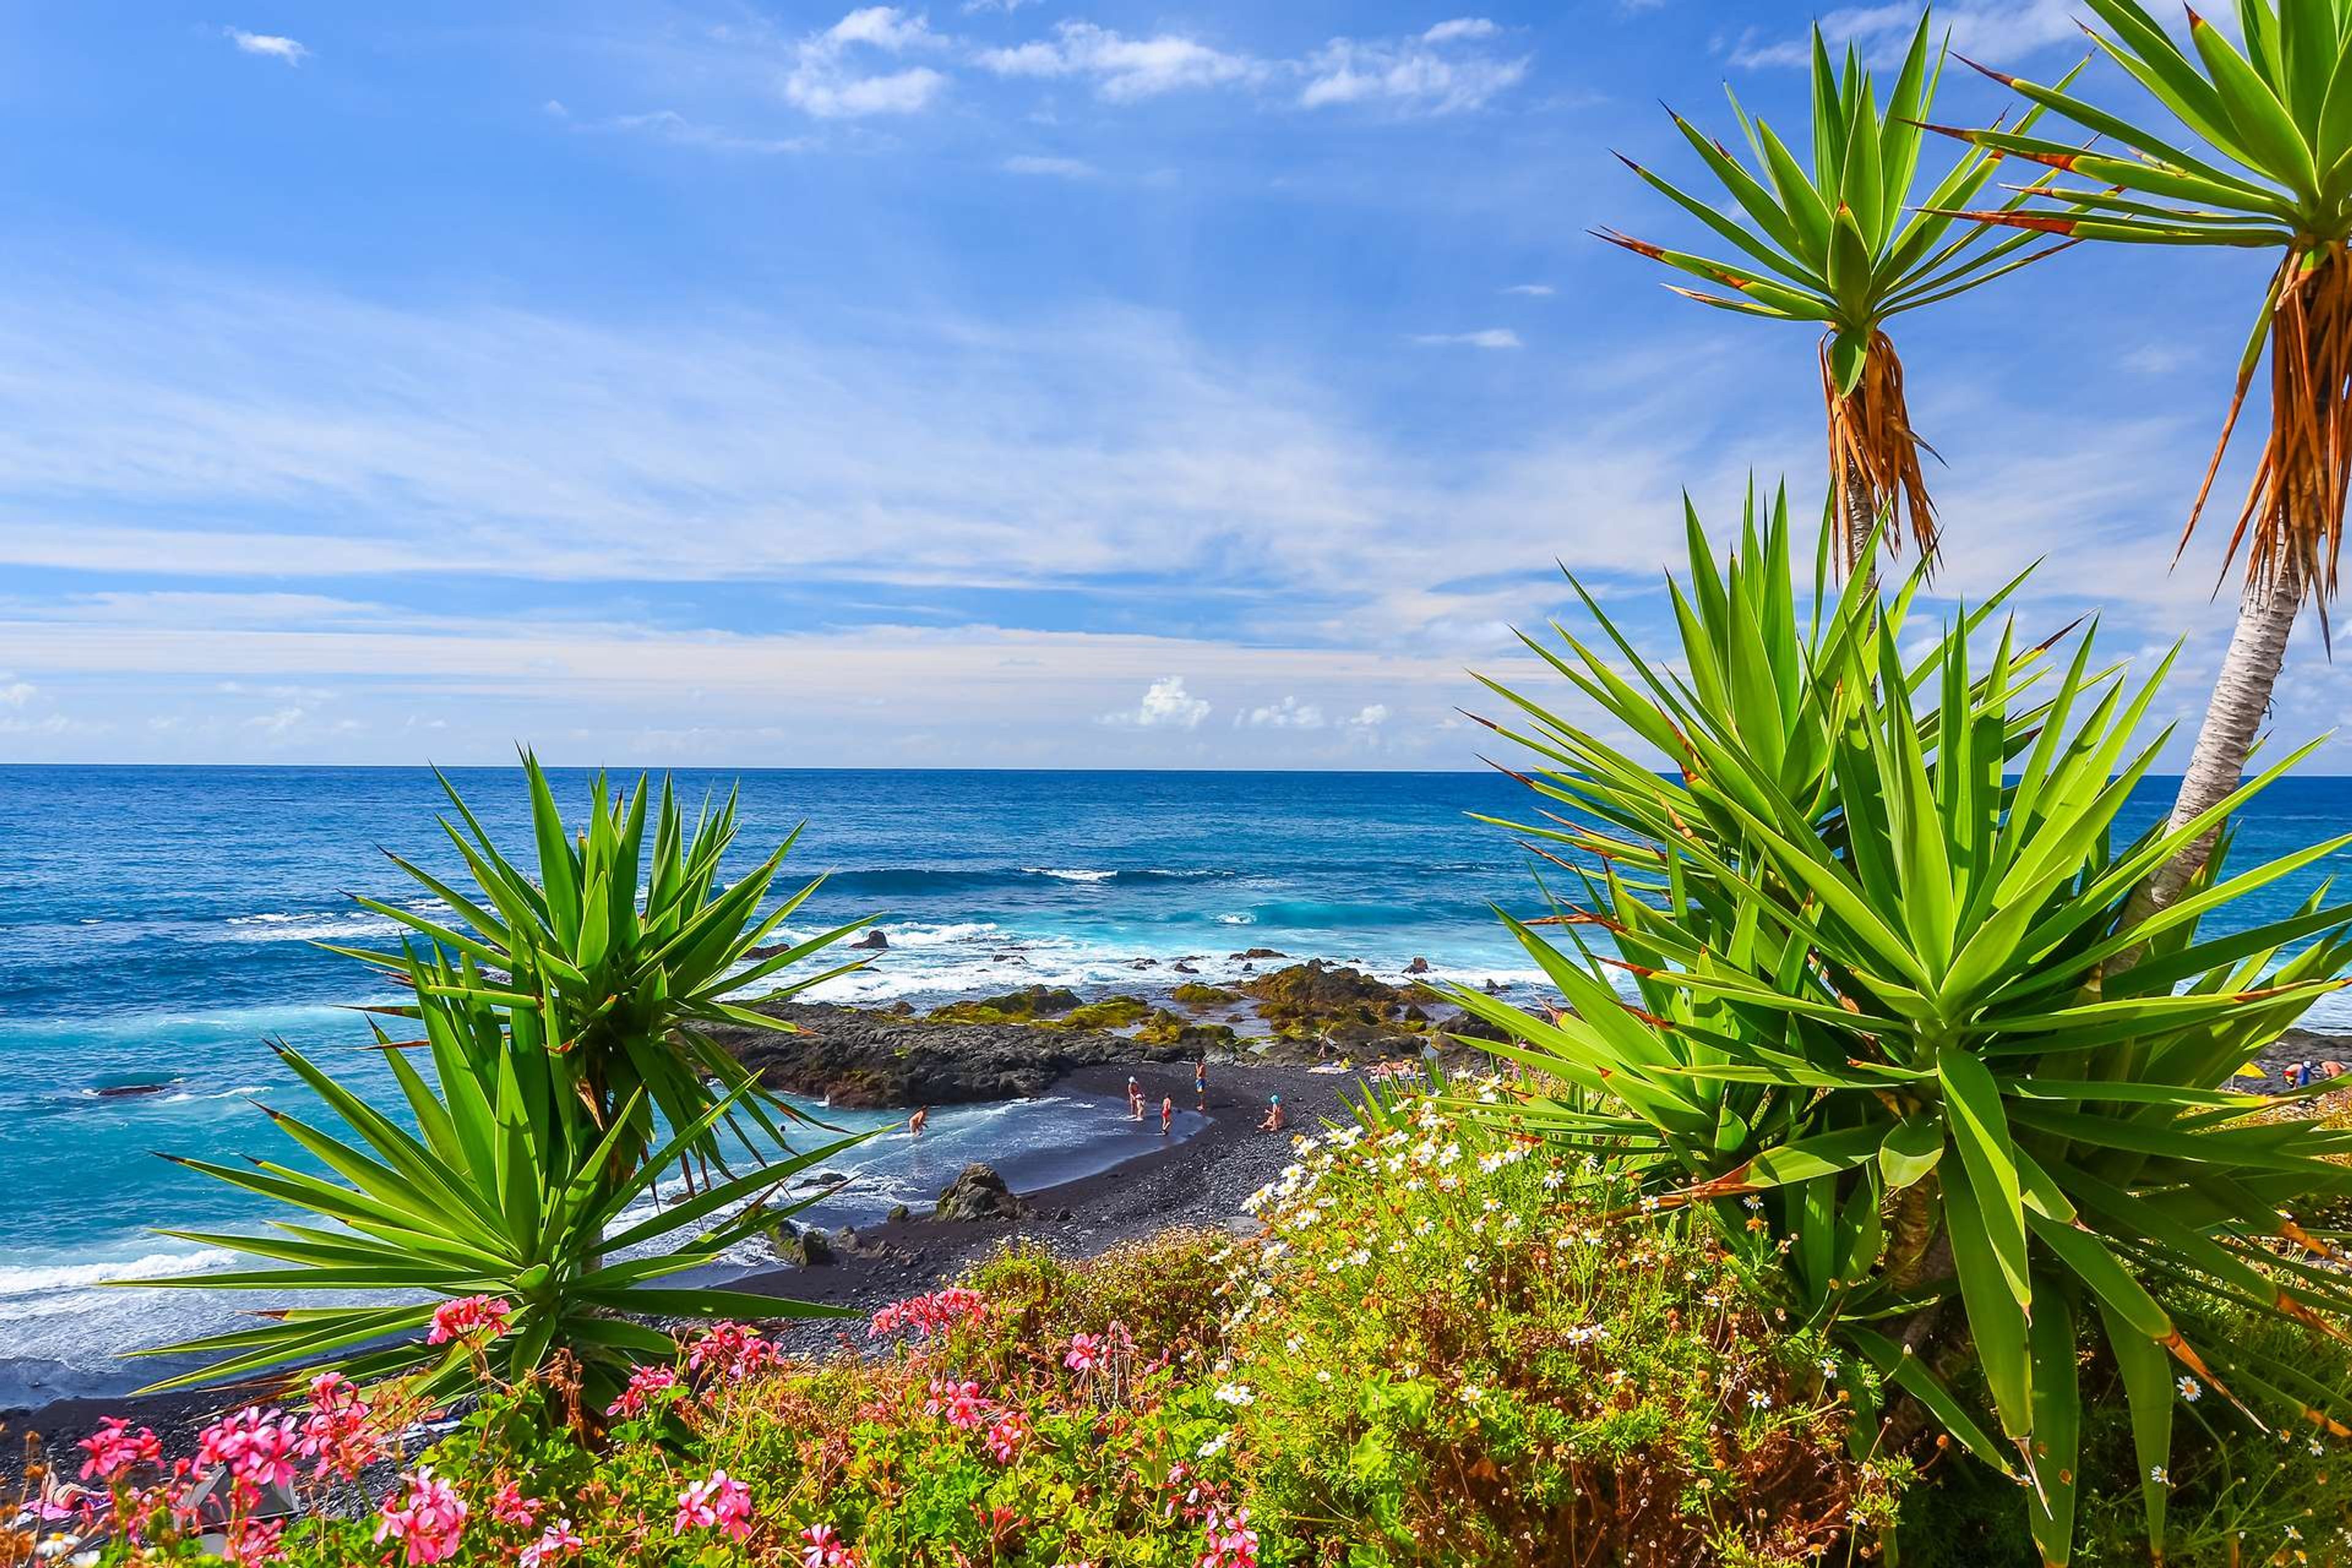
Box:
(1245, 695, 1324, 728)
(1300, 19, 1528, 113)
(558, 105, 812, 156)
(1502, 283, 1555, 297)
(976, 21, 1264, 102)
(786, 7, 950, 119)
(1002, 154, 1096, 178)
(225, 28, 307, 65)
(1409, 328, 1522, 350)
(1728, 1, 2078, 69)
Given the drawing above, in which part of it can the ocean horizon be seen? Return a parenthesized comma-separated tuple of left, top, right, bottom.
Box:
(7, 763, 2352, 1403)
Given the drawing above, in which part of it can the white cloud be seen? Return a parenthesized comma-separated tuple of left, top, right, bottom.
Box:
(1410, 329, 1522, 350)
(826, 6, 940, 51)
(1730, 1, 2076, 69)
(976, 21, 1263, 101)
(597, 110, 812, 156)
(786, 7, 950, 118)
(1246, 695, 1325, 729)
(1300, 23, 1528, 114)
(225, 28, 307, 65)
(1502, 283, 1554, 297)
(1349, 704, 1390, 727)
(962, 0, 1037, 10)
(0, 674, 32, 707)
(1104, 676, 1211, 729)
(1422, 19, 1500, 43)
(1002, 154, 1096, 178)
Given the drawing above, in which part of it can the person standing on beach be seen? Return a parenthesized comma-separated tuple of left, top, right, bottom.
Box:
(1159, 1095, 1174, 1136)
(1194, 1058, 1207, 1109)
(1127, 1076, 1145, 1120)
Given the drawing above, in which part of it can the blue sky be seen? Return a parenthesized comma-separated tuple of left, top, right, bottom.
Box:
(0, 1, 2340, 768)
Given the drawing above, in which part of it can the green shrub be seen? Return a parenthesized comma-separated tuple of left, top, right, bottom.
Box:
(1215, 1088, 1905, 1566)
(1450, 493, 2352, 1561)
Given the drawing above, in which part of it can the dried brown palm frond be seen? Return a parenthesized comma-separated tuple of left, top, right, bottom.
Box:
(1821, 328, 1939, 568)
(2192, 246, 2352, 622)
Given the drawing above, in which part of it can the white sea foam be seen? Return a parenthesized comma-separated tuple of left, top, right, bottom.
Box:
(1025, 867, 1117, 883)
(1213, 912, 1256, 925)
(0, 1248, 243, 1298)
(220, 911, 402, 943)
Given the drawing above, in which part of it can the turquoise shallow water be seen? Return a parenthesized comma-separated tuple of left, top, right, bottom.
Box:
(4, 765, 2350, 1400)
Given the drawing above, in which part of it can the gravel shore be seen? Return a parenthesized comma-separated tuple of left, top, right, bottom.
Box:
(1, 1057, 1363, 1471)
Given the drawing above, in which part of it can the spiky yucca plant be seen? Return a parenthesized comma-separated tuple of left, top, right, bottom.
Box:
(1939, 0, 2352, 913)
(328, 755, 875, 1188)
(1455, 492, 2352, 1565)
(1599, 14, 2070, 571)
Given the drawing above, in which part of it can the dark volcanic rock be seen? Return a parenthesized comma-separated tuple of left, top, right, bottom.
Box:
(1437, 1008, 1514, 1044)
(1405, 956, 1431, 974)
(935, 1163, 1025, 1223)
(708, 1001, 1194, 1107)
(851, 929, 889, 950)
(1238, 960, 1430, 1043)
(1230, 948, 1289, 960)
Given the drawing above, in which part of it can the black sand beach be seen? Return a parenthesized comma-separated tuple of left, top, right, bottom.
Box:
(2, 1057, 1360, 1472)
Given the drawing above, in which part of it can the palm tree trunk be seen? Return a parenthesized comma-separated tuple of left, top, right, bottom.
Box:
(2139, 558, 2305, 918)
(1840, 454, 1877, 579)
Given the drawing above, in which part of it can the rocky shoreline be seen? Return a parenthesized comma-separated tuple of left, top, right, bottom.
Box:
(1, 957, 1487, 1466)
(709, 958, 1512, 1107)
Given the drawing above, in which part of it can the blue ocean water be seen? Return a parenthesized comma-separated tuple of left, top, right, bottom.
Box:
(3, 765, 2350, 1401)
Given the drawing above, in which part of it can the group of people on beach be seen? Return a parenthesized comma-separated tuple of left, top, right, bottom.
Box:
(909, 1057, 1289, 1149)
(2285, 1058, 2346, 1089)
(1119, 1060, 1284, 1134)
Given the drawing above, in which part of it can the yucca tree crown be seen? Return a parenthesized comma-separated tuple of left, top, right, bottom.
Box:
(1942, 0, 2352, 605)
(1600, 13, 2068, 569)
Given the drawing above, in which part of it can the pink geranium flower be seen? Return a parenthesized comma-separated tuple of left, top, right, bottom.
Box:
(867, 1286, 986, 1341)
(923, 1377, 992, 1430)
(295, 1372, 380, 1480)
(77, 1415, 162, 1482)
(491, 1479, 538, 1529)
(518, 1518, 585, 1567)
(195, 1407, 300, 1494)
(801, 1520, 856, 1566)
(426, 1294, 511, 1344)
(984, 1409, 1030, 1464)
(1199, 1505, 1259, 1568)
(675, 1469, 754, 1540)
(1063, 1332, 1100, 1373)
(605, 1363, 681, 1419)
(374, 1466, 469, 1566)
(687, 1321, 775, 1384)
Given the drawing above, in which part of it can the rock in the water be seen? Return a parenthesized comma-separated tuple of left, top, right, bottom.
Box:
(1129, 957, 1158, 970)
(851, 929, 889, 951)
(774, 1224, 834, 1267)
(935, 1163, 1025, 1223)
(1172, 961, 1199, 975)
(1238, 960, 1428, 1042)
(707, 1000, 1197, 1108)
(928, 984, 1085, 1024)
(1230, 948, 1289, 960)
(1405, 956, 1431, 974)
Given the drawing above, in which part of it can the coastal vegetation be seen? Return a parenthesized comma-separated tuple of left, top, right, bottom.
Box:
(17, 4, 2352, 1566)
(123, 760, 876, 1410)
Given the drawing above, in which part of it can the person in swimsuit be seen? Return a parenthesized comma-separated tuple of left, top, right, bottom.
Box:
(1160, 1095, 1174, 1135)
(1256, 1093, 1284, 1133)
